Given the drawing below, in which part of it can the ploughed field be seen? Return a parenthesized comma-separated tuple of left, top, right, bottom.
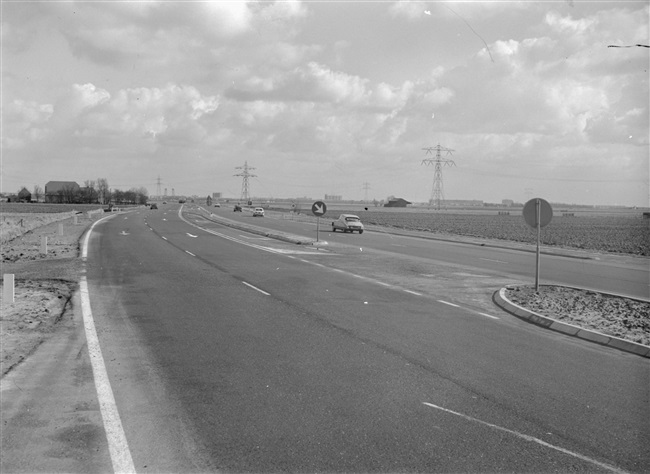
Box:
(334, 210, 650, 256)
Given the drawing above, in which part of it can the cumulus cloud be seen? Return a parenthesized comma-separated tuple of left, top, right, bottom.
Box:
(2, 100, 54, 149)
(8, 83, 219, 150)
(389, 1, 429, 20)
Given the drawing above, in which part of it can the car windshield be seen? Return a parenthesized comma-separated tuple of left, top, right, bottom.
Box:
(345, 217, 360, 222)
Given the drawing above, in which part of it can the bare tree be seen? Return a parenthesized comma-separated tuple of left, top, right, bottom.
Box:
(97, 178, 110, 204)
(83, 180, 97, 203)
(33, 185, 43, 202)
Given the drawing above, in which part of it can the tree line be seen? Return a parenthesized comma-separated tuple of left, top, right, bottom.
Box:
(22, 179, 149, 205)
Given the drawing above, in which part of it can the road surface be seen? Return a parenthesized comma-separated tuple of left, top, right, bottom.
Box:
(76, 204, 649, 472)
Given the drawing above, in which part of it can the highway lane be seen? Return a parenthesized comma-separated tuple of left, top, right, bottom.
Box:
(84, 206, 649, 472)
(203, 205, 649, 299)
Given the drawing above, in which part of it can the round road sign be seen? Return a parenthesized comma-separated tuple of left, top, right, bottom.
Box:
(523, 198, 553, 228)
(311, 201, 327, 217)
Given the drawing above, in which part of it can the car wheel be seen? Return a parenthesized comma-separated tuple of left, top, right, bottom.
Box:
(359, 230, 363, 234)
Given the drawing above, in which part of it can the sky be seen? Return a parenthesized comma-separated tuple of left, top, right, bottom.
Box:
(2, 0, 648, 206)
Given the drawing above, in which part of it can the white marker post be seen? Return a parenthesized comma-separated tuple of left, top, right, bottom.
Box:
(58, 223, 64, 236)
(40, 235, 48, 255)
(3, 274, 15, 304)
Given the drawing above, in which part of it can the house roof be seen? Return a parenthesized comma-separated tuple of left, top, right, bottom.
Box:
(45, 181, 80, 193)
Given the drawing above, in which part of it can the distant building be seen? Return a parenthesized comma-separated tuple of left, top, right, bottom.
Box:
(324, 194, 342, 201)
(384, 198, 412, 208)
(502, 199, 514, 207)
(17, 187, 32, 202)
(45, 181, 80, 203)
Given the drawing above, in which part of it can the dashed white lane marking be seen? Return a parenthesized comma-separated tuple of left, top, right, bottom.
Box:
(81, 216, 136, 474)
(185, 250, 196, 257)
(438, 300, 460, 308)
(422, 402, 625, 474)
(161, 236, 167, 240)
(478, 312, 500, 320)
(243, 281, 271, 295)
(479, 257, 509, 264)
(404, 289, 423, 296)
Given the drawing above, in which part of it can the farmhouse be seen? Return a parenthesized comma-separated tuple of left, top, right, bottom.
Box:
(45, 181, 81, 203)
(17, 187, 32, 202)
(384, 197, 412, 208)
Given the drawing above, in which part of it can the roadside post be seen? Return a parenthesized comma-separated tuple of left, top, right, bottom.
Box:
(58, 223, 64, 236)
(40, 235, 48, 255)
(3, 274, 15, 304)
(311, 201, 327, 242)
(522, 198, 553, 291)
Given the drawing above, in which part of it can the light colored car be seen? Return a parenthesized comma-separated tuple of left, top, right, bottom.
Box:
(332, 214, 364, 233)
(253, 207, 265, 217)
(214, 202, 221, 207)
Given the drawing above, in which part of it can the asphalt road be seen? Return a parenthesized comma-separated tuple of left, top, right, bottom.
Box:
(82, 204, 649, 472)
(206, 205, 649, 300)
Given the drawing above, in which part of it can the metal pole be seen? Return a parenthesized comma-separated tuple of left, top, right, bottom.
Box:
(535, 198, 541, 292)
(316, 217, 320, 242)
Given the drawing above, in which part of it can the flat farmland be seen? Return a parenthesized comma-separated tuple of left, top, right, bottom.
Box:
(0, 203, 105, 214)
(330, 209, 650, 256)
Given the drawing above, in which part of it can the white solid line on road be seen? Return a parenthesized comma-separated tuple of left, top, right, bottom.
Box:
(438, 300, 460, 307)
(185, 250, 196, 257)
(422, 402, 625, 474)
(162, 236, 167, 240)
(80, 278, 136, 474)
(243, 281, 271, 295)
(80, 216, 136, 473)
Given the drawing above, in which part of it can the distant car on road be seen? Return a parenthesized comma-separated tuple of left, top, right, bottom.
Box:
(214, 203, 221, 207)
(253, 207, 265, 217)
(332, 214, 364, 233)
(233, 204, 242, 212)
(150, 203, 158, 210)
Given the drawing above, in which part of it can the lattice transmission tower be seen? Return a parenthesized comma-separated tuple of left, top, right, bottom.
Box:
(422, 144, 456, 210)
(234, 161, 256, 204)
(156, 176, 162, 199)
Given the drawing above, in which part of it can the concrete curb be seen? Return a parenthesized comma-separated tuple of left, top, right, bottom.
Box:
(493, 288, 650, 358)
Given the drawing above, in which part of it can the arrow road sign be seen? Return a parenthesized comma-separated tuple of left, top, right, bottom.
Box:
(311, 201, 327, 217)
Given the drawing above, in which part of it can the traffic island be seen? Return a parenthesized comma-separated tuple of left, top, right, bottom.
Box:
(493, 286, 650, 358)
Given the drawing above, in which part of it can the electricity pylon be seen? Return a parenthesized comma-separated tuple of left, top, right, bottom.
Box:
(156, 176, 162, 198)
(234, 161, 256, 204)
(362, 182, 371, 202)
(422, 144, 455, 210)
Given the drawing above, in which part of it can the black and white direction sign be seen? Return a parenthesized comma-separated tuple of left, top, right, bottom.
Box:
(311, 201, 327, 217)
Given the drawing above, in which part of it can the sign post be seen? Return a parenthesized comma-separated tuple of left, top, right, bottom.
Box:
(311, 201, 327, 242)
(523, 198, 553, 291)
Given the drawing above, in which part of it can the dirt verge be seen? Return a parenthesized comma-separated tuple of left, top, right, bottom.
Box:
(1, 213, 100, 375)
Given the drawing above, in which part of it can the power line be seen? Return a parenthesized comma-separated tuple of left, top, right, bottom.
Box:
(422, 144, 456, 210)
